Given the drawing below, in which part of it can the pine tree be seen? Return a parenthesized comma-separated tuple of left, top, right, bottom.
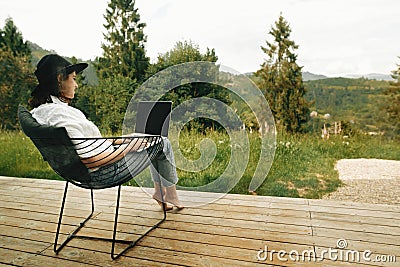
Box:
(0, 18, 34, 129)
(0, 17, 31, 58)
(96, 0, 149, 85)
(255, 15, 310, 133)
(385, 58, 400, 137)
(89, 0, 148, 133)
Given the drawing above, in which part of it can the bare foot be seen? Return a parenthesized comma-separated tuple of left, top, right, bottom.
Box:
(164, 185, 184, 209)
(165, 198, 184, 210)
(152, 195, 173, 211)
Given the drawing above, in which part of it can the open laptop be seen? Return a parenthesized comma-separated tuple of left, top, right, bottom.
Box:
(134, 101, 172, 137)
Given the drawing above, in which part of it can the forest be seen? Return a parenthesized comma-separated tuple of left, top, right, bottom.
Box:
(304, 77, 392, 136)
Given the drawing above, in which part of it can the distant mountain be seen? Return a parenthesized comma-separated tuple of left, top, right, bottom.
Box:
(302, 71, 394, 81)
(28, 41, 56, 65)
(302, 71, 328, 81)
(344, 73, 394, 81)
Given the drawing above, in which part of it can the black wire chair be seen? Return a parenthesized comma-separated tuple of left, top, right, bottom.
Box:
(17, 105, 167, 260)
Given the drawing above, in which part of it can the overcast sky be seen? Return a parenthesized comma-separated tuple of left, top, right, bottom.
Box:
(1, 0, 399, 77)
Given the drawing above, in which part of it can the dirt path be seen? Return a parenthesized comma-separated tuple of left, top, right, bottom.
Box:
(322, 158, 400, 205)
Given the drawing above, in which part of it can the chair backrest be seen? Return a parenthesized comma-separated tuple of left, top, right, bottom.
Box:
(18, 105, 90, 184)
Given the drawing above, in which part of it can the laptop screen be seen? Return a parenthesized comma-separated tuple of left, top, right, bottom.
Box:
(135, 101, 172, 137)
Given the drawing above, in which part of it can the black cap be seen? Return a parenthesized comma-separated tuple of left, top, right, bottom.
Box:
(32, 54, 88, 96)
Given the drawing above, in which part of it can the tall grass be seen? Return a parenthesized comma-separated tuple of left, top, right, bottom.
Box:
(0, 130, 60, 180)
(1, 129, 399, 198)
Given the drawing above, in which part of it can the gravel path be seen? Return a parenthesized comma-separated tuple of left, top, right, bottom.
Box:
(322, 158, 400, 205)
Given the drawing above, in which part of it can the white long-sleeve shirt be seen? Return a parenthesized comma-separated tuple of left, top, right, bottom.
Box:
(31, 95, 114, 158)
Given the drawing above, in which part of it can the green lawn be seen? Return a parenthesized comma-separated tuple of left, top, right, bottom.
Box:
(1, 129, 399, 199)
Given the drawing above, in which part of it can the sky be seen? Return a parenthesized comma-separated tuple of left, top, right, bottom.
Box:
(0, 0, 399, 77)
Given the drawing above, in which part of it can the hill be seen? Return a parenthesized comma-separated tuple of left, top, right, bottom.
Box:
(304, 77, 391, 134)
(302, 71, 328, 81)
(302, 71, 394, 81)
(28, 41, 56, 64)
(344, 73, 394, 81)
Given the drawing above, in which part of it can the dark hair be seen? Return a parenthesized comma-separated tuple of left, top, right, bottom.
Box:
(29, 70, 68, 108)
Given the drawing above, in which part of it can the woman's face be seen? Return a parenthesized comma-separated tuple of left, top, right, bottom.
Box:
(59, 71, 78, 99)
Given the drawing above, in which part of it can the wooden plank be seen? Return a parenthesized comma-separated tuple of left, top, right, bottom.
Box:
(1, 201, 312, 252)
(0, 248, 98, 267)
(300, 233, 400, 257)
(0, 219, 262, 266)
(49, 238, 260, 267)
(0, 236, 51, 255)
(0, 240, 176, 267)
(0, 204, 310, 254)
(8, 185, 394, 234)
(0, 205, 312, 252)
(0, 225, 179, 266)
(309, 198, 400, 213)
(1, 176, 400, 267)
(308, 205, 400, 219)
(1, 176, 398, 212)
(0, 188, 290, 218)
(0, 193, 309, 234)
(315, 246, 398, 267)
(7, 176, 399, 215)
(311, 211, 400, 228)
(310, 218, 399, 236)
(0, 193, 314, 236)
(0, 209, 310, 266)
(1, 210, 369, 267)
(4, 209, 397, 264)
(313, 227, 400, 246)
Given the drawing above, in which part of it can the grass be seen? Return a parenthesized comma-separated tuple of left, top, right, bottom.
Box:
(253, 132, 400, 198)
(1, 129, 399, 199)
(0, 130, 61, 180)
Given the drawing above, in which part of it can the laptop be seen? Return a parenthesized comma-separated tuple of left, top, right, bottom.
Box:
(134, 101, 172, 137)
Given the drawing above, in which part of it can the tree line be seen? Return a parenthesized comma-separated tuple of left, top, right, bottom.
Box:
(1, 0, 399, 137)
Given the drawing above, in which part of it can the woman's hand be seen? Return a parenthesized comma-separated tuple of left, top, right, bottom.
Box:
(122, 138, 148, 151)
(81, 138, 148, 169)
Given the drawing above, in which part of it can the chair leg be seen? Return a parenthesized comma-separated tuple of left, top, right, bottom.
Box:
(54, 182, 95, 254)
(111, 182, 167, 260)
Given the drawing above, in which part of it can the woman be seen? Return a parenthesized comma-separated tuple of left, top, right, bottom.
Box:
(29, 54, 183, 210)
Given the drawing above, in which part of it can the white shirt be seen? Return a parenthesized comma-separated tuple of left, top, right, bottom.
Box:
(31, 95, 114, 158)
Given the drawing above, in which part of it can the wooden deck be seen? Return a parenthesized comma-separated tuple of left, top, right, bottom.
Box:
(0, 176, 398, 266)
